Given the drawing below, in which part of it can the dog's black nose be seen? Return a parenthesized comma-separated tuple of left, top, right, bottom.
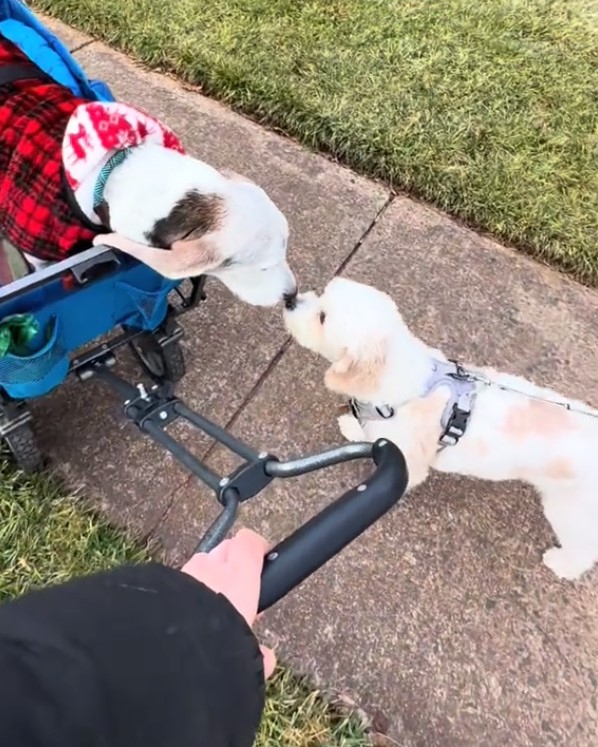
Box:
(283, 288, 299, 310)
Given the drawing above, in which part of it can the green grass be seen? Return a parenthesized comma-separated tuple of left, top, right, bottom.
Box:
(0, 462, 368, 746)
(34, 0, 598, 283)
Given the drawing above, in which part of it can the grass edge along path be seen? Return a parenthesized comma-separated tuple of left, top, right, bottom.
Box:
(0, 461, 370, 747)
(32, 0, 598, 285)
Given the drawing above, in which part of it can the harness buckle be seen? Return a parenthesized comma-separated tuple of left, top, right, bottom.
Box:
(439, 391, 474, 447)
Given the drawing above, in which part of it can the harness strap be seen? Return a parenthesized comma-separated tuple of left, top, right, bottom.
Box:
(349, 399, 395, 422)
(425, 360, 477, 448)
(437, 384, 476, 448)
(349, 358, 478, 448)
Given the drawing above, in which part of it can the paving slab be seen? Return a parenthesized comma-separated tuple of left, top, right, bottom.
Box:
(157, 197, 598, 746)
(40, 14, 93, 51)
(30, 39, 386, 534)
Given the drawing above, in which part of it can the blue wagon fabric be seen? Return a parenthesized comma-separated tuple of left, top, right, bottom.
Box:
(0, 0, 113, 100)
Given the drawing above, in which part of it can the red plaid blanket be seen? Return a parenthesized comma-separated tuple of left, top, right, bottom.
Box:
(0, 36, 95, 261)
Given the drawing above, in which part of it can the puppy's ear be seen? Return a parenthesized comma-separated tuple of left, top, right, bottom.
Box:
(324, 342, 387, 399)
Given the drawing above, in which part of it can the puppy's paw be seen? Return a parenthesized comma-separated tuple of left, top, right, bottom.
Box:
(337, 413, 364, 442)
(543, 546, 589, 581)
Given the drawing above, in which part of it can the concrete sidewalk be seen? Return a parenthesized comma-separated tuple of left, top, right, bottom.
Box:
(38, 19, 598, 746)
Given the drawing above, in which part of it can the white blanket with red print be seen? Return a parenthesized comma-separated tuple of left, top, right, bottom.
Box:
(62, 101, 185, 225)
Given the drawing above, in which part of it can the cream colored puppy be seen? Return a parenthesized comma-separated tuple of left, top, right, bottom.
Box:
(284, 277, 598, 581)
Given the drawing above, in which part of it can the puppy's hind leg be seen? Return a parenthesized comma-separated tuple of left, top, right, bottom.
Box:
(541, 486, 598, 581)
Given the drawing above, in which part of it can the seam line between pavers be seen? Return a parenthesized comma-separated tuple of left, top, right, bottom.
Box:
(334, 193, 395, 277)
(144, 340, 294, 545)
(70, 39, 96, 54)
(148, 193, 395, 541)
(195, 190, 396, 448)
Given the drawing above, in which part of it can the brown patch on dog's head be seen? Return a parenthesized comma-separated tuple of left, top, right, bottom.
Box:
(324, 345, 387, 400)
(145, 190, 225, 249)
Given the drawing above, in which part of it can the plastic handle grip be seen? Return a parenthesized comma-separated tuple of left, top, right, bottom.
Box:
(258, 439, 408, 612)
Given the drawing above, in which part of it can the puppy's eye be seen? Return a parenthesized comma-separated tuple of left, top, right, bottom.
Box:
(319, 311, 326, 325)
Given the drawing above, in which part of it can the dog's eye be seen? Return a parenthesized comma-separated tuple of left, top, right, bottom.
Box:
(178, 228, 196, 242)
(319, 311, 326, 325)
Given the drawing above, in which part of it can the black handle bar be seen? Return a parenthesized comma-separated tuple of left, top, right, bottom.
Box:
(258, 438, 407, 611)
(83, 367, 409, 611)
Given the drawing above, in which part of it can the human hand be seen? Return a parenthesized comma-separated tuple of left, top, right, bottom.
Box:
(181, 529, 276, 679)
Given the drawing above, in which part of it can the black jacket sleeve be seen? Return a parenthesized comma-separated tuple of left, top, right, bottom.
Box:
(0, 563, 265, 747)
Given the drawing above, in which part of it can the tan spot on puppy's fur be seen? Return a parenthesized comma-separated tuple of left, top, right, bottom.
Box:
(409, 388, 450, 446)
(465, 437, 490, 457)
(396, 389, 450, 487)
(544, 458, 575, 480)
(502, 398, 576, 441)
(325, 349, 387, 399)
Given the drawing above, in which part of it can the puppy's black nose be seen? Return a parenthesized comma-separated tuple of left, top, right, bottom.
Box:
(283, 288, 299, 310)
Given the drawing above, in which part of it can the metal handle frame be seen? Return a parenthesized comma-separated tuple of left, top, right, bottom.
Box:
(86, 362, 375, 521)
(83, 362, 409, 610)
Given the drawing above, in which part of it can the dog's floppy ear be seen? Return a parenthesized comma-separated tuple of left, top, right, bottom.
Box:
(93, 233, 220, 279)
(324, 340, 387, 399)
(93, 190, 225, 280)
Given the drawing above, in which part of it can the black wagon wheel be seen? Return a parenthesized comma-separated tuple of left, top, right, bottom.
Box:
(128, 330, 186, 384)
(4, 422, 43, 474)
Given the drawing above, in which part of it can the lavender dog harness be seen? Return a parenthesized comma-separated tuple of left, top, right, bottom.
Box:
(349, 359, 478, 448)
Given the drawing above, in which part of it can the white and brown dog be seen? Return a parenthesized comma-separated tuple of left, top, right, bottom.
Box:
(0, 32, 296, 307)
(90, 146, 295, 307)
(284, 277, 598, 581)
